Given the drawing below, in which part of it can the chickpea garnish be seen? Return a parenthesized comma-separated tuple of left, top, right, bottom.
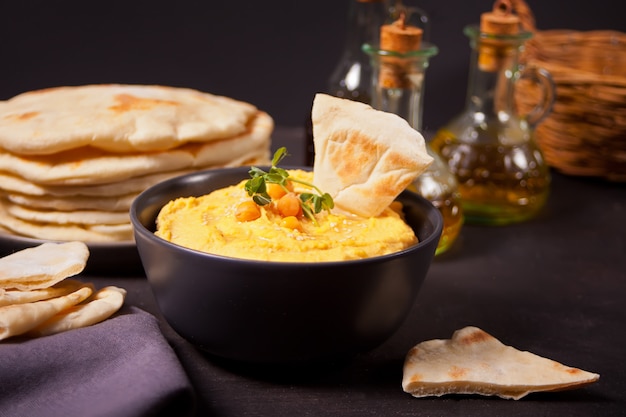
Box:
(267, 182, 292, 200)
(243, 147, 334, 226)
(281, 216, 302, 230)
(235, 200, 261, 222)
(277, 193, 303, 217)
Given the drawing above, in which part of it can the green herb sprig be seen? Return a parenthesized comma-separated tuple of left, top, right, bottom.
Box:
(244, 147, 334, 225)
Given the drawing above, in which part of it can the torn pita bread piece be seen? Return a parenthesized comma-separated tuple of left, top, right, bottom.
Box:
(402, 326, 600, 400)
(311, 93, 433, 218)
(28, 286, 127, 337)
(0, 279, 85, 307)
(0, 284, 93, 341)
(0, 241, 89, 290)
(0, 244, 127, 340)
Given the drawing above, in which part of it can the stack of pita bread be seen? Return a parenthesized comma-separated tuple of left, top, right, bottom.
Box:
(0, 84, 273, 243)
(0, 241, 125, 340)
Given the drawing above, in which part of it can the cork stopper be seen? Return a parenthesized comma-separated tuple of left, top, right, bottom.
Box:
(378, 13, 423, 89)
(380, 14, 423, 53)
(478, 0, 521, 72)
(480, 0, 520, 35)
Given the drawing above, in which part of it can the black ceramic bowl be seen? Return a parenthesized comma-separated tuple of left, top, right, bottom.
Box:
(130, 166, 442, 364)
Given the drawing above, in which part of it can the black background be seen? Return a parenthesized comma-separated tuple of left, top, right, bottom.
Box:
(1, 0, 624, 132)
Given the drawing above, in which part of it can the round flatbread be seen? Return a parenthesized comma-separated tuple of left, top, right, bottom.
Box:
(0, 169, 194, 197)
(0, 111, 273, 185)
(4, 201, 129, 225)
(0, 84, 259, 155)
(0, 202, 133, 242)
(6, 192, 135, 212)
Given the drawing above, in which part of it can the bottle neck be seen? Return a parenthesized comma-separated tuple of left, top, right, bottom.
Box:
(369, 55, 432, 130)
(464, 36, 525, 118)
(364, 43, 438, 131)
(342, 0, 387, 60)
(328, 0, 388, 100)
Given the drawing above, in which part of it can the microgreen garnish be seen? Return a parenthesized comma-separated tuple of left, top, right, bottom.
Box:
(244, 147, 334, 225)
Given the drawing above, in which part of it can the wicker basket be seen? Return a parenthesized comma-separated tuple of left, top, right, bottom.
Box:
(512, 0, 626, 181)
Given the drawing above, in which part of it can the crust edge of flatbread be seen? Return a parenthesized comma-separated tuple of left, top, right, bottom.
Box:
(403, 376, 601, 401)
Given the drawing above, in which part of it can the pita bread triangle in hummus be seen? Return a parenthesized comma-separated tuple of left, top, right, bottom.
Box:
(311, 93, 433, 218)
(402, 326, 600, 400)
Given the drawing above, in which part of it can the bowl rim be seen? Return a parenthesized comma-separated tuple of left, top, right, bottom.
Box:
(130, 166, 443, 267)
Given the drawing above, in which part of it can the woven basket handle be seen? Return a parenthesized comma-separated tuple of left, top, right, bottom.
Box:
(510, 0, 537, 32)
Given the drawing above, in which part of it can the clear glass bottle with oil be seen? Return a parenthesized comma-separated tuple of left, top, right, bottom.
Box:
(305, 0, 389, 166)
(429, 0, 555, 225)
(364, 37, 464, 256)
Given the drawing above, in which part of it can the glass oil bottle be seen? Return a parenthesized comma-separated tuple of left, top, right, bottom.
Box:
(429, 0, 555, 225)
(364, 11, 464, 255)
(305, 0, 389, 166)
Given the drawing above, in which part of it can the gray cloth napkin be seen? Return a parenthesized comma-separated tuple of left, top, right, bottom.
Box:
(0, 306, 195, 417)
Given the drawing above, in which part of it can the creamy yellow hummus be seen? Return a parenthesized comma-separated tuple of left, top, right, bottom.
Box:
(155, 170, 417, 262)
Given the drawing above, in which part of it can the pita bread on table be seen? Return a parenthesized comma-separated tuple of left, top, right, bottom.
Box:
(5, 191, 136, 211)
(0, 110, 272, 186)
(0, 169, 194, 197)
(0, 143, 267, 243)
(311, 93, 433, 218)
(0, 241, 89, 290)
(402, 326, 600, 400)
(0, 84, 273, 244)
(0, 243, 126, 340)
(0, 149, 268, 243)
(4, 200, 129, 225)
(0, 84, 259, 155)
(0, 203, 133, 242)
(27, 286, 127, 337)
(0, 284, 93, 340)
(0, 279, 85, 307)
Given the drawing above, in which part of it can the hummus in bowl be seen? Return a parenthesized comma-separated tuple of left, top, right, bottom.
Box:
(154, 170, 417, 262)
(129, 165, 442, 363)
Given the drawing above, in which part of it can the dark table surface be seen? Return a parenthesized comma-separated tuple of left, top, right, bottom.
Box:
(68, 127, 626, 415)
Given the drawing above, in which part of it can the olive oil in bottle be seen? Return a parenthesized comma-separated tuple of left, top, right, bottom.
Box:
(430, 125, 550, 225)
(430, 0, 555, 225)
(364, 9, 463, 255)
